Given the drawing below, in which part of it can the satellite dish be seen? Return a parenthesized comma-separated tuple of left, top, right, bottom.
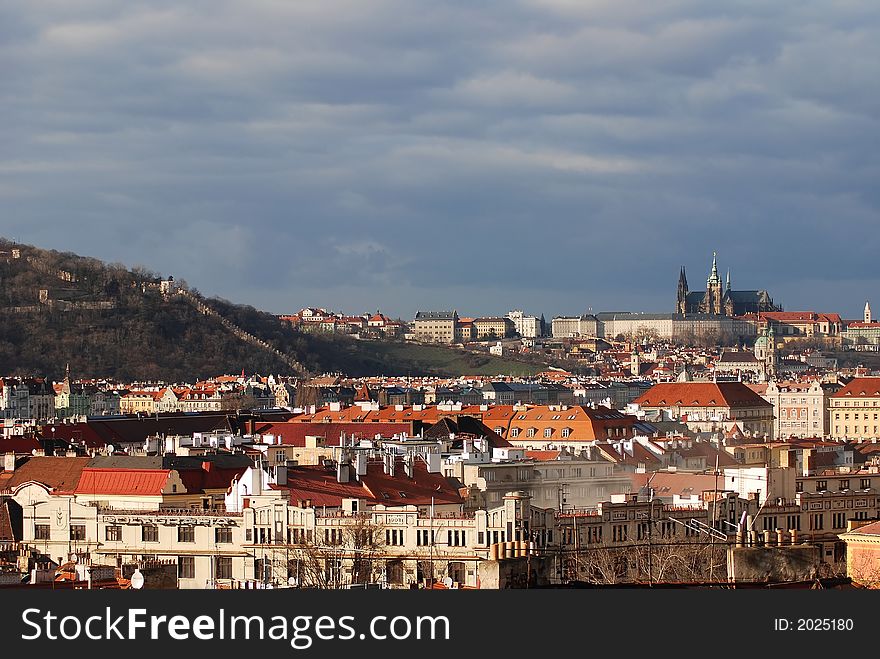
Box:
(70, 553, 78, 564)
(442, 576, 453, 588)
(107, 444, 115, 454)
(130, 569, 145, 590)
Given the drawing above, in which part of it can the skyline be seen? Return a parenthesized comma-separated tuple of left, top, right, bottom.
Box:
(2, 1, 879, 319)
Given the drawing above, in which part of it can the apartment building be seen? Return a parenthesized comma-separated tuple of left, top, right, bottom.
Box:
(413, 311, 458, 344)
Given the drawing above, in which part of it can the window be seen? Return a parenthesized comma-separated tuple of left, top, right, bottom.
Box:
(385, 529, 404, 546)
(816, 480, 827, 492)
(70, 524, 86, 541)
(34, 524, 50, 540)
(612, 524, 627, 543)
(215, 557, 233, 580)
(862, 479, 871, 489)
(810, 513, 824, 531)
(215, 527, 232, 544)
(796, 481, 803, 493)
(142, 524, 159, 543)
(447, 530, 466, 546)
(274, 450, 286, 462)
(417, 529, 431, 546)
(786, 515, 801, 531)
(832, 512, 846, 529)
(178, 526, 195, 543)
(527, 428, 536, 437)
(510, 428, 520, 438)
(544, 428, 553, 438)
(561, 428, 571, 438)
(178, 557, 195, 579)
(839, 480, 850, 490)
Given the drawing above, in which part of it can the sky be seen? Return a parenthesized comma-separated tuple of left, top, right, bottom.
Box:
(2, 1, 879, 321)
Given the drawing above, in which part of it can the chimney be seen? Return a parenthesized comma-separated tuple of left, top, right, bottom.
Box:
(426, 452, 441, 474)
(404, 454, 414, 479)
(276, 465, 288, 486)
(336, 460, 349, 484)
(251, 464, 263, 496)
(354, 451, 367, 479)
(3, 453, 15, 472)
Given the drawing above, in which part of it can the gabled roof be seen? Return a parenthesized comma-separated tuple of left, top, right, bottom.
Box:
(634, 382, 772, 408)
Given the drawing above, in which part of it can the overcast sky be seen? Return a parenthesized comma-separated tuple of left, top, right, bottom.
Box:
(2, 1, 879, 320)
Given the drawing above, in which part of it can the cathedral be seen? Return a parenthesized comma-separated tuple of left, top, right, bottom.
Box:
(676, 252, 780, 316)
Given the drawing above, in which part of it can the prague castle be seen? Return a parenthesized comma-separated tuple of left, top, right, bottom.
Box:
(677, 252, 780, 317)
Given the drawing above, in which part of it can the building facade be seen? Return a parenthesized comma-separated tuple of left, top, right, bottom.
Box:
(413, 311, 458, 344)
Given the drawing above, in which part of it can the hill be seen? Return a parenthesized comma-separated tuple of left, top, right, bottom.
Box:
(0, 239, 542, 380)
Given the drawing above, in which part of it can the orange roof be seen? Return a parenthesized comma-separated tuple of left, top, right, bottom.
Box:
(74, 468, 171, 496)
(525, 450, 562, 461)
(634, 382, 772, 408)
(832, 378, 880, 398)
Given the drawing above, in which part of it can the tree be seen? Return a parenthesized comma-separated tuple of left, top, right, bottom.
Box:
(565, 537, 728, 584)
(288, 515, 388, 589)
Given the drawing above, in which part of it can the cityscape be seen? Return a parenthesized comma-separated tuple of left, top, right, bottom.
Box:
(2, 242, 880, 590)
(2, 7, 880, 641)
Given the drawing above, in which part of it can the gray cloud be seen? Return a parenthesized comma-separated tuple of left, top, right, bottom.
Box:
(1, 0, 878, 321)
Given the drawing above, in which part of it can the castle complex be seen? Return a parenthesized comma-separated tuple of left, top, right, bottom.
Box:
(677, 252, 780, 316)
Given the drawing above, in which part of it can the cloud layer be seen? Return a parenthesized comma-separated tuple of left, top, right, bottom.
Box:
(2, 1, 879, 320)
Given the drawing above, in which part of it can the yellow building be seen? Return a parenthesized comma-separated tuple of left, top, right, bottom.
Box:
(829, 377, 880, 440)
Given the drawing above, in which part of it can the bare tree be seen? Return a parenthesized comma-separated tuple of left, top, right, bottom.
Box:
(287, 515, 388, 589)
(566, 538, 728, 585)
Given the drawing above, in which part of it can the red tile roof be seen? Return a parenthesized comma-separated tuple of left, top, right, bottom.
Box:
(279, 458, 463, 508)
(844, 520, 880, 536)
(832, 378, 880, 398)
(74, 468, 170, 496)
(7, 457, 91, 493)
(630, 471, 719, 497)
(634, 382, 772, 408)
(525, 450, 562, 461)
(0, 437, 42, 454)
(252, 422, 411, 446)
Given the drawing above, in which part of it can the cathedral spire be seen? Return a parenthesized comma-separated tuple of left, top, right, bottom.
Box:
(726, 268, 731, 293)
(708, 251, 720, 284)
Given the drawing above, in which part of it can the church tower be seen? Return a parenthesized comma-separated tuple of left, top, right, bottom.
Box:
(631, 344, 641, 377)
(865, 301, 872, 324)
(767, 324, 778, 380)
(705, 251, 723, 314)
(677, 266, 689, 314)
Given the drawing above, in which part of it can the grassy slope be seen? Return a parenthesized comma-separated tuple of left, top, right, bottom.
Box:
(301, 335, 543, 377)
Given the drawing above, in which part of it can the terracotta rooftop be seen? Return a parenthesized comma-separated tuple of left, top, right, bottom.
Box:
(7, 456, 91, 494)
(634, 382, 772, 408)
